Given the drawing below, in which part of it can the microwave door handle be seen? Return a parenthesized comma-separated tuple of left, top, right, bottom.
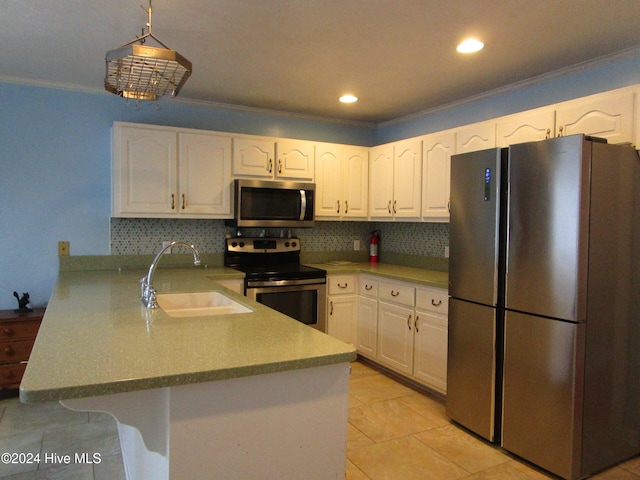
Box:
(299, 190, 307, 220)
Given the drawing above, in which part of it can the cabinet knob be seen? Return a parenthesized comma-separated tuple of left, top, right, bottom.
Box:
(4, 345, 15, 356)
(3, 328, 14, 337)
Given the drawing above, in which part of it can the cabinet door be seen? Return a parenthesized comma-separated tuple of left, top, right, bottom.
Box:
(377, 301, 414, 375)
(179, 132, 232, 216)
(275, 139, 315, 180)
(232, 137, 275, 177)
(496, 108, 555, 147)
(113, 124, 177, 216)
(456, 121, 496, 153)
(393, 139, 422, 218)
(413, 310, 447, 394)
(327, 296, 358, 346)
(357, 296, 378, 359)
(315, 143, 343, 218)
(369, 144, 394, 218)
(556, 90, 634, 144)
(422, 132, 454, 220)
(342, 146, 368, 218)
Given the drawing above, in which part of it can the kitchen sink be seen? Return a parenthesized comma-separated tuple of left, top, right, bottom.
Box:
(156, 291, 253, 318)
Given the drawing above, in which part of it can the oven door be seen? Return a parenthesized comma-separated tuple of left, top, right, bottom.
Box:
(246, 281, 327, 333)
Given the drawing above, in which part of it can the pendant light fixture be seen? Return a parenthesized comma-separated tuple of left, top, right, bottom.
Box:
(104, 0, 192, 102)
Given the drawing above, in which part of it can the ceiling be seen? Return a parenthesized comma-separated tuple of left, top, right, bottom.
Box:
(2, 1, 640, 124)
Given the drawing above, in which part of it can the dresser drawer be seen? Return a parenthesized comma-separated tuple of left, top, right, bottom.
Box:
(0, 339, 35, 364)
(328, 275, 357, 295)
(0, 320, 41, 341)
(379, 281, 415, 307)
(359, 276, 379, 298)
(0, 362, 27, 388)
(416, 287, 449, 315)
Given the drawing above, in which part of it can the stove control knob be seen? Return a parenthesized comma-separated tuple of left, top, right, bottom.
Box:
(239, 242, 245, 248)
(285, 242, 290, 248)
(231, 241, 238, 248)
(292, 241, 297, 247)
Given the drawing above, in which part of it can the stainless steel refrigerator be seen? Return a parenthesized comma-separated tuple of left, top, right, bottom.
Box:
(447, 134, 640, 480)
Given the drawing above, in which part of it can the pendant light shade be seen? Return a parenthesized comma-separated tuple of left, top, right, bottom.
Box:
(104, 1, 192, 101)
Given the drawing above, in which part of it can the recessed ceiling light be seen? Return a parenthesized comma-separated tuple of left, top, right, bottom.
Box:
(339, 94, 358, 103)
(457, 38, 484, 54)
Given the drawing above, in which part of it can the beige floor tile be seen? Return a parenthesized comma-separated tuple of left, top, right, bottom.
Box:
(350, 397, 441, 442)
(396, 391, 450, 427)
(621, 457, 640, 476)
(346, 459, 372, 480)
(463, 459, 552, 479)
(350, 361, 379, 379)
(348, 423, 375, 450)
(349, 372, 415, 405)
(415, 424, 510, 473)
(349, 435, 470, 480)
(0, 401, 88, 437)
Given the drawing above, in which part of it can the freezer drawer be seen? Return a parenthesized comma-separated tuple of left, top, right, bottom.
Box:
(446, 298, 497, 442)
(501, 310, 585, 479)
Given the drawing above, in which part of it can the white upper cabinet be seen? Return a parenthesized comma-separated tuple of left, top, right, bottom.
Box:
(496, 108, 556, 147)
(555, 89, 635, 144)
(232, 136, 314, 180)
(178, 132, 232, 216)
(232, 136, 275, 178)
(456, 120, 496, 153)
(421, 131, 455, 221)
(316, 143, 368, 219)
(112, 122, 232, 218)
(369, 139, 421, 220)
(275, 139, 315, 180)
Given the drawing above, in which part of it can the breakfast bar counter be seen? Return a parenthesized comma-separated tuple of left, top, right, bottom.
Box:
(20, 266, 356, 480)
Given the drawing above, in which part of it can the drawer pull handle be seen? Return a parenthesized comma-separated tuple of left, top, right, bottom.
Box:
(182, 194, 186, 210)
(337, 283, 348, 288)
(391, 290, 400, 297)
(407, 314, 412, 330)
(431, 299, 442, 307)
(330, 301, 333, 315)
(171, 193, 175, 210)
(365, 285, 373, 291)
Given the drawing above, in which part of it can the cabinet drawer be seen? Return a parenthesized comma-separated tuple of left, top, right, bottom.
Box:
(0, 320, 41, 341)
(416, 287, 449, 315)
(328, 275, 357, 295)
(359, 276, 379, 297)
(0, 362, 27, 388)
(0, 340, 34, 364)
(379, 281, 415, 307)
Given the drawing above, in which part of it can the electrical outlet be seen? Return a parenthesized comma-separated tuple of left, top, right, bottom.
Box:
(58, 241, 70, 256)
(353, 239, 361, 251)
(444, 246, 450, 258)
(162, 241, 172, 253)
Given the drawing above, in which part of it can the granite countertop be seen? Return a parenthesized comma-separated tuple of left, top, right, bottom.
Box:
(313, 262, 449, 289)
(20, 266, 356, 403)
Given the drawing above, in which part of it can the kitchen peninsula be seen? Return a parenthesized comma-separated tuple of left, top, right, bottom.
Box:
(20, 266, 356, 480)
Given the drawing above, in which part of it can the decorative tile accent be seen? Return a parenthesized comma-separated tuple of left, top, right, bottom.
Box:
(110, 218, 449, 257)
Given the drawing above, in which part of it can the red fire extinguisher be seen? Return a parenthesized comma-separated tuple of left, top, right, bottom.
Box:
(369, 230, 379, 263)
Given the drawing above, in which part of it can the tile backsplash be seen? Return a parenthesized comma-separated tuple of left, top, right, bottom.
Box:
(110, 218, 449, 258)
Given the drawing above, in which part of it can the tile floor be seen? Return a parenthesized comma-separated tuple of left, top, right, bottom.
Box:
(1, 360, 639, 479)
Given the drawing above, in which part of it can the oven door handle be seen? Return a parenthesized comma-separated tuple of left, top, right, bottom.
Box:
(246, 277, 326, 288)
(299, 190, 307, 221)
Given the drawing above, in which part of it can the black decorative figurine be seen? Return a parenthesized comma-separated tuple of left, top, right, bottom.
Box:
(13, 291, 33, 313)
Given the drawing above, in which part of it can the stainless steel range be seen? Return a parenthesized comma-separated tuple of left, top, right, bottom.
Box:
(224, 237, 327, 332)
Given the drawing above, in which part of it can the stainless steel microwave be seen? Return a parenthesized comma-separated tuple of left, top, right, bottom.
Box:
(228, 179, 315, 228)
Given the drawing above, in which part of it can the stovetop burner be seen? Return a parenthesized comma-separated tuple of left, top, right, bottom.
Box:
(224, 237, 326, 281)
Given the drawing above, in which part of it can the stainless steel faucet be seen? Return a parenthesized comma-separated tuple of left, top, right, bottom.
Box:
(141, 241, 201, 308)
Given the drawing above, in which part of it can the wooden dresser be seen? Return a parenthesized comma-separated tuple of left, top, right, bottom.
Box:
(0, 308, 44, 391)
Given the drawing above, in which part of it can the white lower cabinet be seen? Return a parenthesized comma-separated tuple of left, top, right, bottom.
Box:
(351, 275, 449, 395)
(327, 275, 358, 346)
